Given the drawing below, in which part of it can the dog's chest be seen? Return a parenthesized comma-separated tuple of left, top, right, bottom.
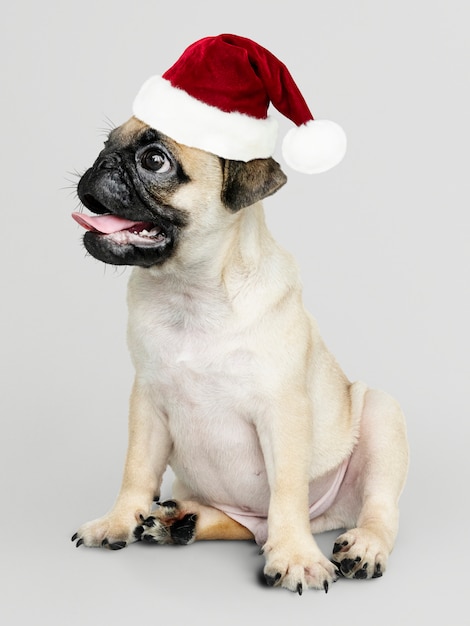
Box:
(128, 273, 259, 410)
(129, 283, 259, 421)
(128, 284, 270, 505)
(153, 323, 260, 431)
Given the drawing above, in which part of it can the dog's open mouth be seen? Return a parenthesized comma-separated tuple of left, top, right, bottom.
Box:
(72, 212, 169, 249)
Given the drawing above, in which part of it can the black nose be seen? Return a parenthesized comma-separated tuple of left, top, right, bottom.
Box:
(80, 191, 109, 214)
(77, 168, 112, 214)
(77, 148, 133, 216)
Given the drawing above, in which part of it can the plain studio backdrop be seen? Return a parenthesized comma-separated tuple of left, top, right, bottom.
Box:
(1, 1, 468, 624)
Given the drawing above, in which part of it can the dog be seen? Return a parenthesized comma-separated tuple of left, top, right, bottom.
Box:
(71, 116, 409, 594)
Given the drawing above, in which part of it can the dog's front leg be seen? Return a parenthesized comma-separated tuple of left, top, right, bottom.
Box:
(259, 397, 338, 594)
(72, 380, 171, 549)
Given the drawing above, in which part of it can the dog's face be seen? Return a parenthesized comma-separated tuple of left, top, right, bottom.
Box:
(77, 117, 287, 267)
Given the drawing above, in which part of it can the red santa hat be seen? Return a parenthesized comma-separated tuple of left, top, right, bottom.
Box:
(132, 34, 346, 174)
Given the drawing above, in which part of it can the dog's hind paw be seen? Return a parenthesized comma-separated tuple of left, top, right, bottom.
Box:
(331, 528, 388, 579)
(134, 500, 198, 546)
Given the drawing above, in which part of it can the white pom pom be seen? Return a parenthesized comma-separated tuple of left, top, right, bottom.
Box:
(282, 119, 347, 174)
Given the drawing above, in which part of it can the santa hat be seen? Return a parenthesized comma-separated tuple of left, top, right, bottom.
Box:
(132, 34, 346, 174)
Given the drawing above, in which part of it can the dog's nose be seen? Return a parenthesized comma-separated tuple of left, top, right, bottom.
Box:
(96, 153, 122, 170)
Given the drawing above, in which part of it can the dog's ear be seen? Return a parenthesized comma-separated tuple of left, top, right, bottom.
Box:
(221, 157, 287, 212)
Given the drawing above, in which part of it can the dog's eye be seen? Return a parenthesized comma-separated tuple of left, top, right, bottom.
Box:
(140, 149, 171, 173)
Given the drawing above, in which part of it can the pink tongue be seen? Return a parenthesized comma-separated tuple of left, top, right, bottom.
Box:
(72, 212, 144, 234)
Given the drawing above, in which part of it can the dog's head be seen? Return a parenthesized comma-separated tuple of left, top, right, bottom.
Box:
(75, 117, 287, 268)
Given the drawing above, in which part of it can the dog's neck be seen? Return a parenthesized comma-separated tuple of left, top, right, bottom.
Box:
(131, 202, 299, 329)
(146, 202, 275, 287)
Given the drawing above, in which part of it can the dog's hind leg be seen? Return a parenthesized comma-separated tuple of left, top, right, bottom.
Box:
(134, 499, 254, 545)
(329, 388, 409, 579)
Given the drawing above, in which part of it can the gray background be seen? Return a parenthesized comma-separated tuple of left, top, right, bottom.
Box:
(1, 0, 468, 623)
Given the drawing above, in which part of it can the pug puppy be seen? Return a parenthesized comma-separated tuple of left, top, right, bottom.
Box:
(71, 116, 409, 594)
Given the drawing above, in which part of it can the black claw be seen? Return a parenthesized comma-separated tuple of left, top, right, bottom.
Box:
(71, 533, 78, 542)
(297, 582, 303, 596)
(161, 499, 178, 510)
(107, 541, 127, 550)
(153, 494, 160, 503)
(258, 547, 264, 555)
(265, 572, 282, 587)
(323, 580, 329, 593)
(331, 559, 343, 577)
(372, 563, 383, 579)
(76, 538, 84, 548)
(101, 538, 109, 547)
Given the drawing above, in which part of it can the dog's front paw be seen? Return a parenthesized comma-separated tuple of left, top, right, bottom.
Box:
(71, 509, 147, 550)
(262, 537, 338, 594)
(331, 528, 388, 579)
(134, 500, 198, 546)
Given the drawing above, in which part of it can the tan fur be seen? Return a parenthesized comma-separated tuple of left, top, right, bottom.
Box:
(178, 502, 254, 541)
(73, 118, 409, 593)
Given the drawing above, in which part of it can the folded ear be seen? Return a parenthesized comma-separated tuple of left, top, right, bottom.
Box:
(221, 157, 287, 212)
